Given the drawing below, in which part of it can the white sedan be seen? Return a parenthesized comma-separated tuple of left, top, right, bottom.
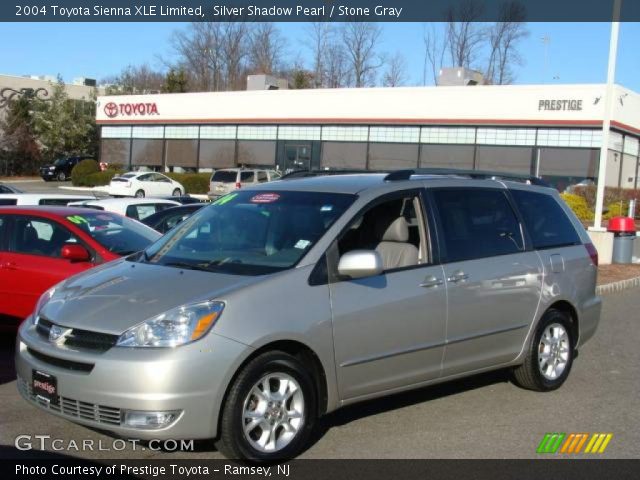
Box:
(108, 172, 184, 198)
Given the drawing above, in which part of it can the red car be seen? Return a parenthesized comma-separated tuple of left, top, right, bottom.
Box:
(0, 207, 161, 329)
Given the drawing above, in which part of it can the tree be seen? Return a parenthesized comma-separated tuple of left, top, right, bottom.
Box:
(485, 1, 529, 84)
(0, 95, 41, 175)
(383, 52, 408, 87)
(220, 22, 249, 90)
(423, 23, 448, 85)
(102, 64, 165, 95)
(247, 23, 286, 75)
(34, 77, 97, 163)
(341, 22, 383, 87)
(445, 0, 486, 69)
(306, 22, 332, 87)
(164, 68, 189, 93)
(324, 42, 350, 88)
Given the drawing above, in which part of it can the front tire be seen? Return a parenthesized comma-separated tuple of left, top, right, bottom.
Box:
(134, 189, 145, 198)
(216, 351, 317, 461)
(57, 172, 66, 181)
(172, 188, 182, 197)
(512, 309, 574, 391)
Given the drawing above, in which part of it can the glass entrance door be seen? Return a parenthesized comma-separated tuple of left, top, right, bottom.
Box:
(283, 143, 312, 173)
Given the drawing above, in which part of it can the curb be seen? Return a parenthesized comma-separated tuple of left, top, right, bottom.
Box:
(597, 276, 640, 295)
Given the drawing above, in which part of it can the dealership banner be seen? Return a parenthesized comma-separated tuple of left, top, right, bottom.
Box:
(1, 0, 640, 22)
(2, 459, 640, 480)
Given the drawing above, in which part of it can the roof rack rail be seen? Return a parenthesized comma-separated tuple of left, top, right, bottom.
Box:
(280, 168, 380, 180)
(383, 168, 550, 187)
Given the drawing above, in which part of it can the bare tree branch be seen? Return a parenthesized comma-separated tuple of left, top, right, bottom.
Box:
(486, 1, 529, 84)
(383, 52, 408, 87)
(247, 22, 286, 75)
(341, 22, 383, 87)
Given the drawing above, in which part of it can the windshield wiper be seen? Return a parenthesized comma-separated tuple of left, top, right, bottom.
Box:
(164, 261, 211, 272)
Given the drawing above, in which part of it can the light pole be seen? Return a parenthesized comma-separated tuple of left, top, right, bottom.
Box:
(592, 0, 622, 231)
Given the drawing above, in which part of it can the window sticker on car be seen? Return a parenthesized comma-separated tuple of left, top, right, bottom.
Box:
(320, 205, 333, 212)
(250, 193, 280, 204)
(294, 239, 311, 249)
(66, 215, 89, 225)
(212, 193, 238, 206)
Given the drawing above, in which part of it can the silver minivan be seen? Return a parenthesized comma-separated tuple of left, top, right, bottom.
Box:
(208, 168, 281, 198)
(16, 171, 601, 461)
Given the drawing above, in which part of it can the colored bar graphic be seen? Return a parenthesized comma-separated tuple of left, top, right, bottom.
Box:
(540, 433, 613, 454)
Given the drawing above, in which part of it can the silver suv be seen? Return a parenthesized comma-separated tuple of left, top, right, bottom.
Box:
(16, 170, 601, 461)
(208, 168, 280, 198)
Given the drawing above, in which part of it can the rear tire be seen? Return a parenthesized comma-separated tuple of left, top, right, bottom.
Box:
(135, 189, 145, 198)
(57, 172, 66, 181)
(512, 309, 574, 391)
(216, 351, 317, 462)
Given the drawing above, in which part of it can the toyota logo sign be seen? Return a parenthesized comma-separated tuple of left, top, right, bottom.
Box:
(104, 102, 118, 118)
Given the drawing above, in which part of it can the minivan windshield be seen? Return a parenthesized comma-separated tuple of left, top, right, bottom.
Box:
(140, 190, 355, 275)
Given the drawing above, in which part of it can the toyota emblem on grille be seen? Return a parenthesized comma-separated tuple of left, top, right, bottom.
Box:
(49, 325, 72, 343)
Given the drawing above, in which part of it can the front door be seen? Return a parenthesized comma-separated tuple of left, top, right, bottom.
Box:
(429, 187, 542, 377)
(330, 191, 447, 400)
(283, 143, 311, 173)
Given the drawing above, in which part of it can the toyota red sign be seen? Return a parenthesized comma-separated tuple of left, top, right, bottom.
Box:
(104, 102, 159, 118)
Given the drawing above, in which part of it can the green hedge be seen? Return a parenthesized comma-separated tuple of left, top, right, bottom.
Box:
(83, 171, 123, 187)
(166, 173, 210, 194)
(71, 159, 100, 186)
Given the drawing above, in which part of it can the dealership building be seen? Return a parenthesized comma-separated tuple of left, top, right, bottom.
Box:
(96, 83, 640, 190)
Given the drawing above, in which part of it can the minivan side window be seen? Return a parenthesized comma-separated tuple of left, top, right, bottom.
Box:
(432, 188, 524, 263)
(241, 171, 255, 183)
(0, 198, 17, 205)
(510, 190, 581, 250)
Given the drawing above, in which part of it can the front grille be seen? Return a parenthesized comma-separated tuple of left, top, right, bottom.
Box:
(18, 377, 122, 426)
(36, 316, 119, 352)
(27, 348, 94, 373)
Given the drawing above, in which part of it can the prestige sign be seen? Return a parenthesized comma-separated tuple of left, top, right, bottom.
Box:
(104, 101, 159, 118)
(538, 99, 583, 111)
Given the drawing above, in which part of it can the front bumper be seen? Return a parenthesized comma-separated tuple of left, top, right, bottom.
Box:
(15, 318, 251, 440)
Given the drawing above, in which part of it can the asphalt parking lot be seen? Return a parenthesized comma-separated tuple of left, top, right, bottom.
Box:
(0, 288, 638, 460)
(1, 179, 76, 195)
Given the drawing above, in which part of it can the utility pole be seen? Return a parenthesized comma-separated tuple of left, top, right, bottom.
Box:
(592, 0, 622, 231)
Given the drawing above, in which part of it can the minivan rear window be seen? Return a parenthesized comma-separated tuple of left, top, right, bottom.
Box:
(0, 198, 17, 205)
(212, 171, 237, 183)
(511, 190, 581, 250)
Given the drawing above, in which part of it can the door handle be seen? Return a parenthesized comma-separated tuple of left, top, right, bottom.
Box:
(447, 271, 469, 283)
(420, 275, 444, 288)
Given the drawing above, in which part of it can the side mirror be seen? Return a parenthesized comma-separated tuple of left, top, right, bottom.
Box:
(61, 244, 90, 262)
(337, 250, 383, 279)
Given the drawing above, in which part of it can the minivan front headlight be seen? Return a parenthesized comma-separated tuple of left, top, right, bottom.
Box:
(33, 287, 56, 324)
(116, 301, 224, 348)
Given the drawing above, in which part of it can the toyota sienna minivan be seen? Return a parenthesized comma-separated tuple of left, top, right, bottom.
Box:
(16, 170, 601, 461)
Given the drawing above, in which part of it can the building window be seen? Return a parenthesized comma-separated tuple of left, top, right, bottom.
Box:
(321, 142, 367, 169)
(536, 129, 601, 148)
(621, 154, 639, 189)
(419, 144, 475, 169)
(165, 126, 199, 139)
(476, 146, 533, 174)
(278, 125, 321, 141)
(623, 135, 639, 156)
(476, 128, 536, 146)
(369, 126, 420, 143)
(100, 139, 130, 167)
(131, 126, 164, 139)
(321, 126, 369, 142)
(131, 139, 163, 167)
(200, 126, 237, 139)
(368, 143, 419, 170)
(538, 147, 598, 191)
(237, 125, 277, 140)
(199, 140, 236, 169)
(237, 140, 276, 166)
(101, 126, 132, 138)
(420, 127, 475, 144)
(165, 139, 198, 171)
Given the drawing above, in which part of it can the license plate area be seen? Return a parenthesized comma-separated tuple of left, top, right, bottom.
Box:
(32, 369, 58, 404)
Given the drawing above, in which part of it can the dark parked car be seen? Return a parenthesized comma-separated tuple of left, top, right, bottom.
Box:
(39, 156, 93, 182)
(141, 203, 205, 233)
